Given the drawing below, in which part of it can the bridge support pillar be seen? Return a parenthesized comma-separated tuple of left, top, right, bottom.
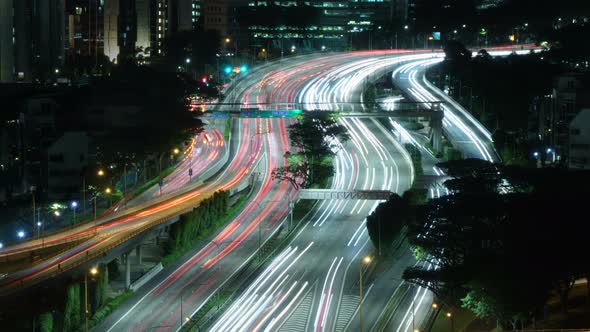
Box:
(136, 245, 142, 265)
(125, 252, 131, 289)
(431, 110, 444, 155)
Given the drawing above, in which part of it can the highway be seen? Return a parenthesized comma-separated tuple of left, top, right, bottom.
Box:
(210, 52, 433, 332)
(209, 47, 537, 331)
(1, 47, 533, 330)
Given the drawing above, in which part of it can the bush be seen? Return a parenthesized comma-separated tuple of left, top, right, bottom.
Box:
(165, 191, 231, 258)
(444, 147, 463, 161)
(404, 143, 423, 177)
(88, 291, 134, 329)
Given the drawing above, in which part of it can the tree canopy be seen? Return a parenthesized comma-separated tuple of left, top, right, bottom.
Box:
(403, 160, 590, 327)
(272, 112, 349, 188)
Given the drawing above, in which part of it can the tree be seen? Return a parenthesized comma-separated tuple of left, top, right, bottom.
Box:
(403, 166, 590, 327)
(443, 40, 472, 64)
(63, 284, 81, 332)
(38, 312, 53, 332)
(273, 112, 349, 188)
(366, 192, 415, 255)
(94, 264, 108, 310)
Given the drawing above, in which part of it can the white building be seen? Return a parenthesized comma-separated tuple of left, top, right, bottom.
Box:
(569, 109, 590, 170)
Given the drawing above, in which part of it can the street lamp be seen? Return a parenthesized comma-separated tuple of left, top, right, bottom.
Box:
(85, 267, 99, 332)
(36, 221, 42, 238)
(54, 210, 61, 217)
(17, 230, 26, 239)
(71, 201, 79, 225)
(446, 312, 454, 332)
(359, 256, 372, 332)
(97, 169, 105, 177)
(173, 148, 180, 155)
(0, 242, 3, 249)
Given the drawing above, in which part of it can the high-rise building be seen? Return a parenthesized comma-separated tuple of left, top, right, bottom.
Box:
(203, 0, 228, 39)
(136, 0, 151, 57)
(0, 0, 15, 82)
(239, 1, 350, 50)
(104, 0, 120, 62)
(13, 0, 33, 81)
(1, 0, 65, 82)
(66, 0, 103, 58)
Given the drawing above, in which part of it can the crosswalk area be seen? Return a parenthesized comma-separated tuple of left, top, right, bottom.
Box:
(279, 287, 315, 332)
(334, 294, 360, 332)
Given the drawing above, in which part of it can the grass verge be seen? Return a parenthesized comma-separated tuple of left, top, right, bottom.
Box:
(224, 118, 231, 141)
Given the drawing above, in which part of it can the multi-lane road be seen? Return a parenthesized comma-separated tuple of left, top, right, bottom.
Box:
(2, 46, 534, 331)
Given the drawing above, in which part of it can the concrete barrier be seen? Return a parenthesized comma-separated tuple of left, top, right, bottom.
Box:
(129, 262, 163, 291)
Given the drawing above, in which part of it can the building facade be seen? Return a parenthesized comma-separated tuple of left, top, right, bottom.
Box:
(568, 109, 590, 170)
(104, 0, 120, 62)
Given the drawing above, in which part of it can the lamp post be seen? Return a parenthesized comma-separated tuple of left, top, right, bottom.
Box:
(185, 57, 191, 73)
(446, 311, 454, 332)
(71, 201, 78, 225)
(359, 255, 372, 332)
(85, 267, 99, 332)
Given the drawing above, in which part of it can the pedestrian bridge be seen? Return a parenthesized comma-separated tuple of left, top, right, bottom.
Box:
(298, 189, 393, 200)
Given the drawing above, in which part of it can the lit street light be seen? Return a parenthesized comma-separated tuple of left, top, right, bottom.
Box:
(359, 255, 372, 332)
(0, 242, 3, 249)
(97, 169, 105, 177)
(71, 201, 79, 225)
(17, 230, 26, 239)
(85, 267, 99, 332)
(53, 210, 61, 217)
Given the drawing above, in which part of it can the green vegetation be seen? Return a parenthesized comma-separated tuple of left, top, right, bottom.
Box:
(38, 312, 53, 332)
(128, 165, 176, 200)
(428, 41, 563, 165)
(402, 159, 590, 329)
(443, 146, 463, 161)
(63, 284, 81, 332)
(272, 111, 349, 189)
(363, 82, 377, 106)
(94, 264, 109, 310)
(88, 291, 134, 329)
(404, 143, 424, 177)
(162, 191, 248, 266)
(224, 118, 231, 141)
(366, 192, 417, 256)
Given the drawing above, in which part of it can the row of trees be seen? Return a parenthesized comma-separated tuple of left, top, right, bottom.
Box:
(166, 191, 231, 254)
(272, 112, 350, 189)
(430, 41, 562, 165)
(369, 159, 590, 329)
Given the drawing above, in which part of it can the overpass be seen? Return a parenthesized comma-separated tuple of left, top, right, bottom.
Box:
(203, 101, 444, 153)
(298, 189, 393, 200)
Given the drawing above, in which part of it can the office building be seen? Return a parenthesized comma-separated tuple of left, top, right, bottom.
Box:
(104, 0, 120, 62)
(66, 0, 103, 58)
(0, 0, 14, 82)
